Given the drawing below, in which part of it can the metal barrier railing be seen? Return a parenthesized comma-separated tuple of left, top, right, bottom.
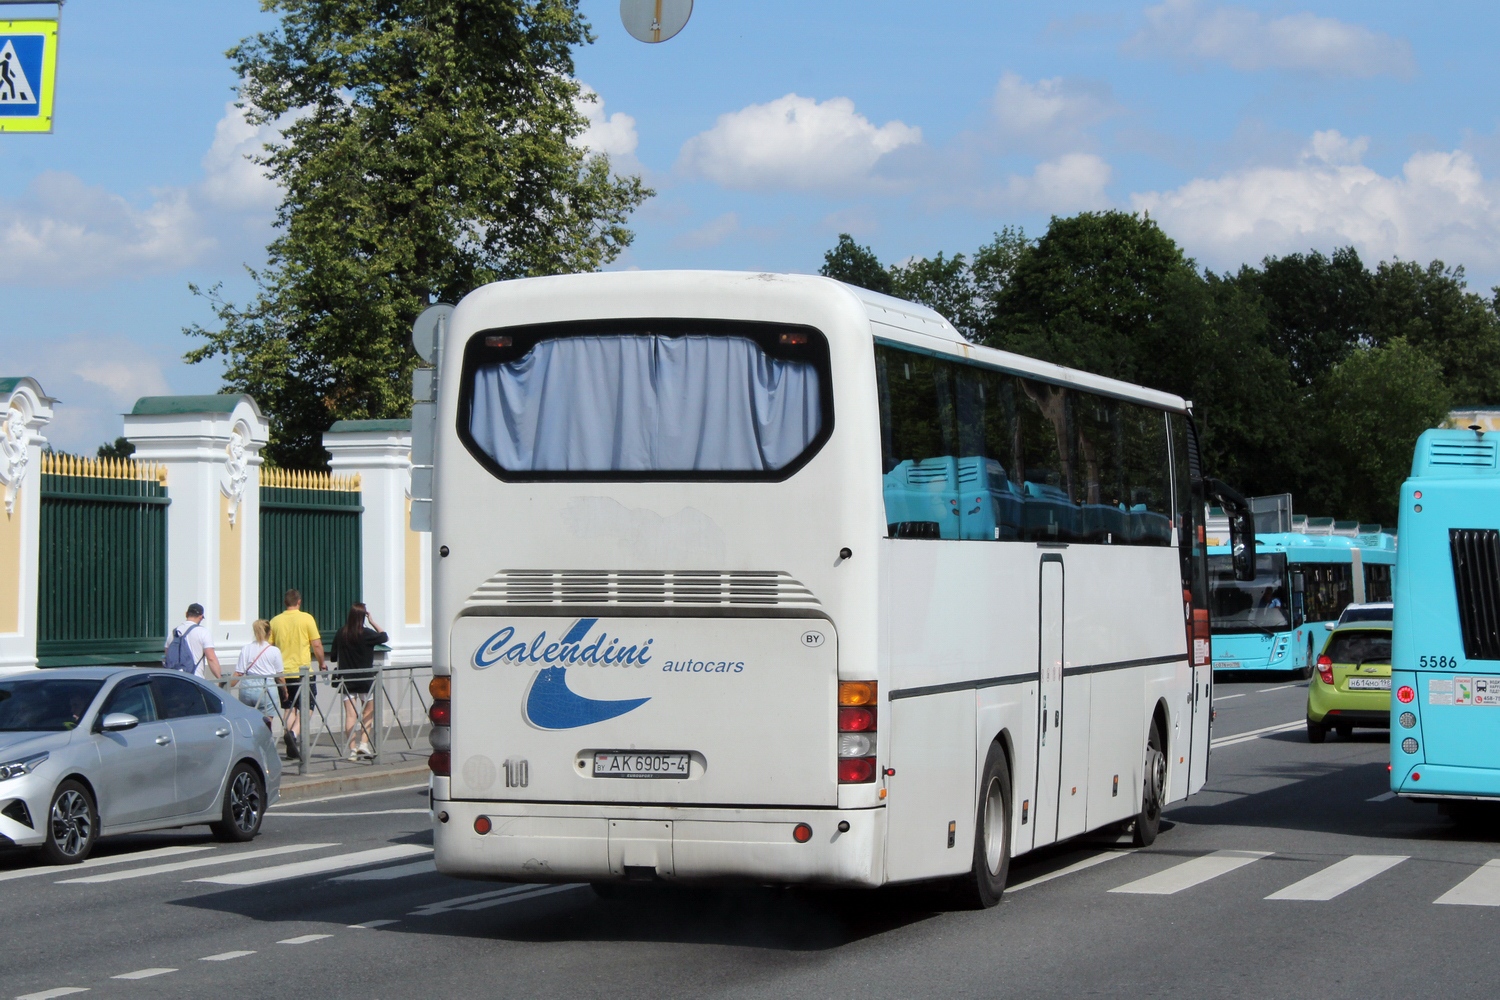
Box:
(212, 661, 433, 775)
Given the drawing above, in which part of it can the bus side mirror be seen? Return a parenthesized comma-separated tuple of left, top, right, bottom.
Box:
(1204, 478, 1257, 582)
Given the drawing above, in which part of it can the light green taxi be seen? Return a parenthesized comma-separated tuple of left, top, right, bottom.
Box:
(1307, 620, 1392, 742)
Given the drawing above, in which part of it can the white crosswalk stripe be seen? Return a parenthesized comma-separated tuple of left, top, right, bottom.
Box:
(408, 883, 550, 916)
(58, 844, 339, 884)
(0, 845, 213, 883)
(1265, 855, 1408, 901)
(1435, 859, 1500, 906)
(330, 859, 437, 882)
(1110, 850, 1271, 895)
(193, 844, 433, 886)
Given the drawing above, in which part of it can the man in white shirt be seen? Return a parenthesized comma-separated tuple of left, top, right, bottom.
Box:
(167, 603, 222, 679)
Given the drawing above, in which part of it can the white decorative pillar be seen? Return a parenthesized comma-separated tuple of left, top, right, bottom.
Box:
(123, 395, 269, 662)
(323, 420, 431, 665)
(0, 377, 56, 673)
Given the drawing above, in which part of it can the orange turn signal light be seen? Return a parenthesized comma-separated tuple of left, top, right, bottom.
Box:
(838, 681, 877, 706)
(430, 676, 451, 699)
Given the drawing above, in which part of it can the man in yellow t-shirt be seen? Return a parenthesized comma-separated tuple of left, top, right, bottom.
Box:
(271, 588, 327, 761)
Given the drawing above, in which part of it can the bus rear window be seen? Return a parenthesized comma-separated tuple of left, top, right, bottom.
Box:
(459, 322, 831, 480)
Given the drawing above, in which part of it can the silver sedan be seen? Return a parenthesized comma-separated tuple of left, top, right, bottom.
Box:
(0, 667, 282, 864)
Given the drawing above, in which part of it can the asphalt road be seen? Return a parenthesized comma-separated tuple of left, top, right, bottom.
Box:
(6, 678, 1498, 1000)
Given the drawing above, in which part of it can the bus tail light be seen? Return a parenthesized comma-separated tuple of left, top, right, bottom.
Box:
(430, 700, 451, 727)
(429, 676, 451, 699)
(1397, 685, 1415, 704)
(838, 757, 876, 783)
(838, 682, 877, 782)
(429, 750, 451, 776)
(1316, 655, 1334, 686)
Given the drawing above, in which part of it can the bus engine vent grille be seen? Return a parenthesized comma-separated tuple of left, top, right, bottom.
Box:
(1450, 528, 1500, 660)
(1430, 441, 1498, 468)
(467, 570, 821, 608)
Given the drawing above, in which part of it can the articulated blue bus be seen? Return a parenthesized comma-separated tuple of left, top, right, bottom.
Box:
(1391, 428, 1500, 800)
(1208, 525, 1396, 676)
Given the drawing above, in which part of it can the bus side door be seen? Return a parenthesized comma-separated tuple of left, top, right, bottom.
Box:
(1034, 555, 1065, 846)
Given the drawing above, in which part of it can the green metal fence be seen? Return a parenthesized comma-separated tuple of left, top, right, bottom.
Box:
(38, 454, 170, 667)
(259, 468, 363, 641)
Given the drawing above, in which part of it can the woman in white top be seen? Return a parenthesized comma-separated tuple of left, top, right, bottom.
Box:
(234, 619, 284, 718)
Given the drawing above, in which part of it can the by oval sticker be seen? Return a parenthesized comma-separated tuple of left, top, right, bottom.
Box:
(801, 631, 825, 648)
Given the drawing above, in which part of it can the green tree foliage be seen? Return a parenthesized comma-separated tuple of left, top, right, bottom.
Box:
(820, 214, 1495, 524)
(1310, 339, 1451, 526)
(186, 0, 651, 468)
(819, 234, 892, 294)
(96, 437, 136, 461)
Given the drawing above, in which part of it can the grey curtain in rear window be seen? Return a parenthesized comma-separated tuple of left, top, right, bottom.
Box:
(469, 334, 822, 472)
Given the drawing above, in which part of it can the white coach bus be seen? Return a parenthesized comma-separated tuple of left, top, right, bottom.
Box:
(421, 270, 1244, 907)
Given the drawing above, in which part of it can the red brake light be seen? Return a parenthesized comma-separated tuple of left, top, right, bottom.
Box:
(430, 699, 451, 727)
(1316, 654, 1335, 685)
(428, 750, 451, 776)
(838, 706, 876, 732)
(474, 815, 492, 835)
(1397, 685, 1415, 704)
(838, 756, 876, 783)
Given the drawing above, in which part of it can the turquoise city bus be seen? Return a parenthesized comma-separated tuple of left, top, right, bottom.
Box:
(1208, 524, 1396, 676)
(1391, 428, 1500, 800)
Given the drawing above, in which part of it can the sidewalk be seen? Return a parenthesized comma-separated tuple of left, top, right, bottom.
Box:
(276, 743, 431, 803)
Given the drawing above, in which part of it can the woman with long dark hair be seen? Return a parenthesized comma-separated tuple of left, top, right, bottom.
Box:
(331, 602, 388, 760)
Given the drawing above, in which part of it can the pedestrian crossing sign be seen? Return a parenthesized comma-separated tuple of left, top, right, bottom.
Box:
(0, 20, 58, 134)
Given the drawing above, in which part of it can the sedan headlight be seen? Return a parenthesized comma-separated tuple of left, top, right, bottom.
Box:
(0, 751, 48, 781)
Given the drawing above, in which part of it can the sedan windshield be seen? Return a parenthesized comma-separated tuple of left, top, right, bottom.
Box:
(0, 678, 105, 732)
(1209, 553, 1290, 633)
(1325, 630, 1392, 665)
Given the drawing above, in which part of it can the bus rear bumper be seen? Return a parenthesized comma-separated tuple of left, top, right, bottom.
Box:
(431, 798, 887, 887)
(1394, 763, 1500, 799)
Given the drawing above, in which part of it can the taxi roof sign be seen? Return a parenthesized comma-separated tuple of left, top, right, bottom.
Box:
(0, 19, 58, 133)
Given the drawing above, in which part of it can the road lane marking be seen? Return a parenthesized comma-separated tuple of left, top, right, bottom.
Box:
(59, 844, 339, 884)
(269, 783, 428, 808)
(1367, 791, 1397, 802)
(200, 951, 255, 962)
(1265, 855, 1408, 901)
(348, 920, 399, 929)
(331, 859, 437, 882)
(1435, 859, 1500, 906)
(457, 884, 583, 910)
(1211, 721, 1304, 748)
(110, 969, 175, 981)
(1257, 684, 1298, 693)
(16, 989, 89, 999)
(277, 934, 332, 945)
(1215, 693, 1245, 701)
(0, 846, 214, 883)
(408, 883, 546, 916)
(273, 809, 429, 818)
(194, 844, 432, 886)
(1110, 850, 1272, 895)
(1008, 850, 1136, 892)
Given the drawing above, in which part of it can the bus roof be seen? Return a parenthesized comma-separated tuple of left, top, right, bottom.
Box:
(455, 270, 1190, 414)
(1409, 427, 1500, 480)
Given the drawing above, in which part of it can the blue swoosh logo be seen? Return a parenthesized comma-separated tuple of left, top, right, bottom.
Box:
(521, 618, 649, 730)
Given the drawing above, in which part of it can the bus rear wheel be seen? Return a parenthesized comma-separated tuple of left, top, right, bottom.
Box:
(951, 743, 1011, 910)
(1132, 720, 1166, 847)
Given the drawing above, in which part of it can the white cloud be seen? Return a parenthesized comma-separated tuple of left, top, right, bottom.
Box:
(199, 101, 283, 211)
(0, 102, 282, 286)
(574, 83, 639, 161)
(948, 153, 1114, 213)
(677, 94, 921, 191)
(1131, 0, 1414, 77)
(1131, 132, 1500, 273)
(0, 172, 213, 284)
(993, 72, 1114, 139)
(674, 212, 739, 249)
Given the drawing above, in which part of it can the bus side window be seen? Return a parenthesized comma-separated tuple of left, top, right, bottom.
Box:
(1365, 563, 1392, 603)
(1291, 570, 1306, 627)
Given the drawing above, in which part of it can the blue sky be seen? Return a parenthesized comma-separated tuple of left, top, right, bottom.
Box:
(3, 1, 1498, 452)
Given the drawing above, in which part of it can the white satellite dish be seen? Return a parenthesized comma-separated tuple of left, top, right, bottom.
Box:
(411, 303, 454, 364)
(620, 0, 693, 43)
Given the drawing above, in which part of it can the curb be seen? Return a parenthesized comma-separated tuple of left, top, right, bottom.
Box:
(276, 763, 431, 803)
